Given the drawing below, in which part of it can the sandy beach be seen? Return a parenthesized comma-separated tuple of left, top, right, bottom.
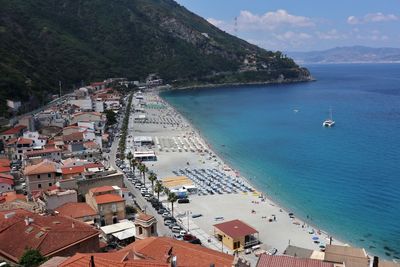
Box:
(126, 89, 343, 262)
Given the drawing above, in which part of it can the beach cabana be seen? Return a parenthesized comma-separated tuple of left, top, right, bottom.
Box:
(213, 219, 259, 251)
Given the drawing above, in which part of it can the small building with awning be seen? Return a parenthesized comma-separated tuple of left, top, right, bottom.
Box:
(133, 151, 156, 161)
(162, 176, 197, 196)
(100, 220, 136, 245)
(213, 219, 259, 251)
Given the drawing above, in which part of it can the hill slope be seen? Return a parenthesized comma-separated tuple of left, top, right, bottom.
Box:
(0, 0, 310, 113)
(288, 46, 400, 64)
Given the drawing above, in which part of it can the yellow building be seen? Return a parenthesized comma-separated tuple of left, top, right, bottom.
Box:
(213, 219, 259, 251)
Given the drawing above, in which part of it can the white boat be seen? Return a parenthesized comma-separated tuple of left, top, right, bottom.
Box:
(323, 108, 335, 127)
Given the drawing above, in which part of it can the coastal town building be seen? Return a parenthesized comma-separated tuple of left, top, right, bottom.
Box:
(0, 125, 27, 141)
(55, 202, 98, 223)
(324, 245, 370, 266)
(86, 185, 126, 225)
(0, 208, 99, 264)
(256, 254, 334, 267)
(23, 160, 62, 193)
(134, 213, 158, 239)
(213, 219, 259, 251)
(34, 187, 78, 211)
(0, 174, 14, 193)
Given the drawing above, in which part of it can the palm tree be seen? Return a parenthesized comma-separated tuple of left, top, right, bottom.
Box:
(163, 186, 170, 196)
(168, 192, 178, 217)
(138, 163, 145, 183)
(148, 172, 157, 193)
(154, 180, 163, 201)
(126, 152, 133, 169)
(142, 165, 149, 184)
(132, 159, 138, 177)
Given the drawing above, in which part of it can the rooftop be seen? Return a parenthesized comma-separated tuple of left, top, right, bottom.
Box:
(23, 160, 58, 175)
(122, 237, 234, 266)
(136, 213, 155, 222)
(90, 185, 115, 194)
(214, 219, 258, 238)
(95, 194, 124, 205)
(0, 209, 98, 263)
(56, 202, 97, 219)
(61, 165, 85, 175)
(1, 125, 26, 135)
(257, 254, 334, 267)
(324, 245, 368, 264)
(0, 178, 14, 186)
(25, 147, 62, 157)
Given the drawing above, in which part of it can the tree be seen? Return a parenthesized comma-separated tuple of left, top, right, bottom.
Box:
(126, 152, 133, 169)
(168, 192, 178, 217)
(154, 180, 163, 201)
(148, 172, 157, 193)
(105, 109, 117, 125)
(19, 249, 45, 267)
(138, 163, 148, 185)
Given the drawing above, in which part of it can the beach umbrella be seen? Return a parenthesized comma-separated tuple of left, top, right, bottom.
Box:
(312, 236, 319, 240)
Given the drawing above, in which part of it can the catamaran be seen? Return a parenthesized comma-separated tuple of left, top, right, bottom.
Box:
(323, 108, 335, 127)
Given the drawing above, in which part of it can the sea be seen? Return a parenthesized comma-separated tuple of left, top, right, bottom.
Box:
(160, 64, 400, 260)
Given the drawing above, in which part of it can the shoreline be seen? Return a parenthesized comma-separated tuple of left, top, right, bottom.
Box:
(154, 89, 346, 248)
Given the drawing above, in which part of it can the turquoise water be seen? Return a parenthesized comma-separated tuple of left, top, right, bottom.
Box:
(161, 64, 400, 259)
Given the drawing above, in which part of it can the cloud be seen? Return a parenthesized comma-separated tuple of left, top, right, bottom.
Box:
(316, 29, 347, 40)
(347, 12, 398, 24)
(237, 9, 315, 30)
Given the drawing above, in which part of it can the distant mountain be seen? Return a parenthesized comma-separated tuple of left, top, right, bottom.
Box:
(0, 0, 310, 116)
(287, 46, 400, 64)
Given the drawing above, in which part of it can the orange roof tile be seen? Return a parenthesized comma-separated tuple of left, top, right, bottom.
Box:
(0, 178, 13, 186)
(16, 138, 33, 145)
(122, 237, 234, 266)
(0, 166, 11, 173)
(60, 252, 169, 267)
(0, 159, 10, 167)
(62, 166, 85, 175)
(136, 213, 154, 222)
(0, 191, 26, 202)
(95, 194, 124, 205)
(23, 160, 57, 175)
(257, 254, 334, 267)
(214, 219, 258, 238)
(25, 147, 62, 157)
(63, 132, 84, 142)
(1, 125, 26, 135)
(0, 209, 99, 263)
(0, 173, 13, 180)
(90, 186, 114, 193)
(56, 202, 97, 219)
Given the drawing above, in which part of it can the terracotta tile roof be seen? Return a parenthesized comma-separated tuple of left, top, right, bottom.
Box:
(0, 173, 13, 180)
(1, 125, 26, 135)
(136, 213, 154, 222)
(23, 160, 57, 175)
(84, 162, 104, 169)
(0, 178, 14, 186)
(61, 166, 85, 175)
(95, 194, 124, 205)
(63, 132, 84, 142)
(0, 191, 26, 203)
(25, 147, 62, 157)
(90, 186, 114, 193)
(0, 209, 99, 263)
(73, 112, 102, 118)
(214, 219, 258, 238)
(257, 254, 334, 267)
(60, 252, 169, 267)
(0, 166, 11, 173)
(83, 141, 99, 149)
(16, 138, 33, 145)
(0, 159, 10, 167)
(5, 138, 18, 145)
(122, 237, 234, 267)
(56, 202, 98, 219)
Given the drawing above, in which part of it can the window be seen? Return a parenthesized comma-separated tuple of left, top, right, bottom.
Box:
(151, 225, 155, 234)
(138, 227, 143, 235)
(48, 174, 51, 178)
(38, 184, 42, 188)
(37, 175, 40, 179)
(111, 204, 117, 212)
(49, 183, 52, 186)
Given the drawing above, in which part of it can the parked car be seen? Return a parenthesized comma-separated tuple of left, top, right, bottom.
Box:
(189, 238, 202, 245)
(191, 214, 202, 218)
(171, 226, 181, 233)
(267, 248, 278, 255)
(183, 234, 196, 241)
(178, 198, 190, 204)
(164, 220, 172, 226)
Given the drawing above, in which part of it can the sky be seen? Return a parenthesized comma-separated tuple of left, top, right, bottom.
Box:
(175, 0, 400, 52)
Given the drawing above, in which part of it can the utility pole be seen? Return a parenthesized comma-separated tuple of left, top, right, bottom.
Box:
(187, 210, 190, 232)
(59, 81, 62, 98)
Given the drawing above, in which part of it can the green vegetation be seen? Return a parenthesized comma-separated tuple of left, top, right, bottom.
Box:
(125, 205, 137, 214)
(154, 180, 164, 201)
(118, 93, 133, 160)
(148, 172, 158, 193)
(105, 109, 117, 126)
(167, 192, 178, 217)
(0, 0, 310, 117)
(19, 249, 46, 267)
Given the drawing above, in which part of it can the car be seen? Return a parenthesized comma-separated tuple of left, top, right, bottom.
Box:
(183, 234, 196, 241)
(191, 214, 202, 218)
(163, 216, 175, 222)
(179, 230, 186, 236)
(164, 220, 172, 226)
(162, 212, 170, 218)
(157, 209, 166, 214)
(244, 248, 251, 254)
(171, 226, 181, 233)
(189, 238, 202, 245)
(134, 184, 141, 189)
(267, 248, 278, 255)
(177, 198, 190, 204)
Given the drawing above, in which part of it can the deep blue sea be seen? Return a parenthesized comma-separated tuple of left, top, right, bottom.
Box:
(161, 64, 400, 259)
